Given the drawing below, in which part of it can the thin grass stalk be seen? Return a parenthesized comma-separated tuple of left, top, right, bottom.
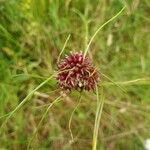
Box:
(84, 7, 125, 58)
(100, 72, 126, 93)
(68, 93, 82, 142)
(27, 96, 62, 149)
(0, 74, 55, 133)
(57, 34, 71, 63)
(101, 77, 150, 86)
(92, 86, 104, 150)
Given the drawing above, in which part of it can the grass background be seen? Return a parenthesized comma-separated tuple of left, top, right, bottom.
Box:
(0, 0, 150, 149)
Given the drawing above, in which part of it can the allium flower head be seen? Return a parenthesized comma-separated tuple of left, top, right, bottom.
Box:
(57, 52, 99, 91)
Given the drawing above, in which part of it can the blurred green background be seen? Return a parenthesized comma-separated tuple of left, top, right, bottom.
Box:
(0, 0, 150, 149)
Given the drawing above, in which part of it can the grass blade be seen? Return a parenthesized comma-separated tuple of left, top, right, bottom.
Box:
(100, 72, 127, 93)
(0, 74, 55, 133)
(27, 96, 62, 149)
(57, 34, 71, 63)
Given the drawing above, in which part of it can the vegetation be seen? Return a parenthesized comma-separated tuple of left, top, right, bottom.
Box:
(0, 0, 150, 149)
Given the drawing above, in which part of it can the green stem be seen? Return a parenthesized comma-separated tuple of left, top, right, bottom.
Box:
(68, 93, 82, 142)
(27, 96, 62, 149)
(92, 86, 104, 150)
(0, 74, 55, 133)
(84, 7, 125, 58)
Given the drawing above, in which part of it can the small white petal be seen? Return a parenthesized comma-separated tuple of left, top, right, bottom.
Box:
(145, 139, 150, 150)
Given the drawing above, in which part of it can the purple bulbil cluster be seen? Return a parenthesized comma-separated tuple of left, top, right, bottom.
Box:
(57, 52, 99, 91)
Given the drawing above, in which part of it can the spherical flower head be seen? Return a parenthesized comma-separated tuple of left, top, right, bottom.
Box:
(57, 52, 99, 91)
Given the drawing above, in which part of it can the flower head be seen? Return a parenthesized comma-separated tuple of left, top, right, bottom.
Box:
(57, 52, 99, 91)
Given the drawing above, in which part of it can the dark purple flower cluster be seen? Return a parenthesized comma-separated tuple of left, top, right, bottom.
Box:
(57, 52, 99, 91)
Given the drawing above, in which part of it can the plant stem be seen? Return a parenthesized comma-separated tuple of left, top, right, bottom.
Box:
(27, 96, 62, 149)
(84, 7, 125, 58)
(92, 86, 104, 150)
